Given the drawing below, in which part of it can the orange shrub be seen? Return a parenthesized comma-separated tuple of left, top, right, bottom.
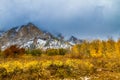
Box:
(3, 45, 25, 58)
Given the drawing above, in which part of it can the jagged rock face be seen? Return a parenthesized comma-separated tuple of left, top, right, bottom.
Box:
(69, 36, 78, 42)
(69, 36, 83, 44)
(4, 27, 17, 40)
(0, 23, 72, 50)
(16, 23, 44, 40)
(16, 23, 54, 40)
(0, 23, 53, 49)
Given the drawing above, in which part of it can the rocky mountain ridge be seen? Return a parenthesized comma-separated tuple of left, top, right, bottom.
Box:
(0, 23, 83, 50)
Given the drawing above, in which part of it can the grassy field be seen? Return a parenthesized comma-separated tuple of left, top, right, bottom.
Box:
(0, 55, 120, 80)
(0, 39, 120, 80)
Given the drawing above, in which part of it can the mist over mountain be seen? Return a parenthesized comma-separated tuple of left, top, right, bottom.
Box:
(0, 0, 120, 39)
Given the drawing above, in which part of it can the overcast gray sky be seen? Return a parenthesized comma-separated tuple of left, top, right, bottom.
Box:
(0, 0, 120, 39)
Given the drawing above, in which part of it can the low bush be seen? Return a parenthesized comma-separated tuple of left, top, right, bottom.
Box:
(2, 45, 25, 58)
(26, 49, 43, 56)
(46, 48, 67, 56)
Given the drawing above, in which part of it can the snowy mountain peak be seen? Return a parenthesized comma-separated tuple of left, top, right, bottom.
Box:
(0, 23, 73, 50)
(69, 36, 78, 42)
(68, 36, 83, 45)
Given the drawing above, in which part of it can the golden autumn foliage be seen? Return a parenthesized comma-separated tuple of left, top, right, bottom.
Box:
(0, 59, 95, 79)
(0, 38, 120, 79)
(70, 38, 120, 59)
(2, 38, 120, 59)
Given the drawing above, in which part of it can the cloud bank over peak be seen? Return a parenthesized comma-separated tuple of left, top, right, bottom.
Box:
(0, 0, 120, 39)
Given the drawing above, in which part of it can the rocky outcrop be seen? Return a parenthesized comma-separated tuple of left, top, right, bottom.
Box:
(0, 23, 54, 49)
(68, 36, 83, 45)
(0, 23, 72, 50)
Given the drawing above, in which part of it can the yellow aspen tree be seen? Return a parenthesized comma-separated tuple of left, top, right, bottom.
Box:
(71, 44, 81, 58)
(105, 38, 115, 58)
(114, 39, 120, 58)
(79, 41, 90, 57)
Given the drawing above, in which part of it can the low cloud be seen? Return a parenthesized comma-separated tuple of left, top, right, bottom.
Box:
(0, 0, 120, 38)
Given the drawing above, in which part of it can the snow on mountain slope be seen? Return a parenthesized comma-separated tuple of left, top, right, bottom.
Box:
(0, 23, 72, 50)
(1, 38, 71, 50)
(43, 39, 71, 49)
(22, 38, 71, 49)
